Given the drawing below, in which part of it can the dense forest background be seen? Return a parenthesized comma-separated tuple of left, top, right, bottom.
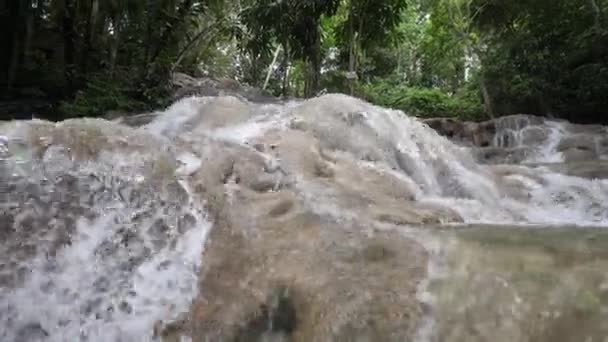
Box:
(1, 0, 607, 122)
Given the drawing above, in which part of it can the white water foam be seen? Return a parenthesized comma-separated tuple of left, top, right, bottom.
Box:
(533, 121, 566, 163)
(0, 119, 211, 342)
(0, 199, 209, 342)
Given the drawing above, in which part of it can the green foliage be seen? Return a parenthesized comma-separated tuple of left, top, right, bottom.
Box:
(336, 0, 408, 50)
(59, 70, 167, 118)
(364, 80, 484, 120)
(239, 0, 341, 96)
(472, 0, 608, 121)
(1, 0, 226, 119)
(3, 0, 608, 123)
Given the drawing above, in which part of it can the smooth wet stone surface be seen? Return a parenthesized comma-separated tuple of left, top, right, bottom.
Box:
(424, 225, 608, 342)
(157, 224, 608, 342)
(528, 161, 608, 179)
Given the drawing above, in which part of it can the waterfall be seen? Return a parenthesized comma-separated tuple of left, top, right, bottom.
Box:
(1, 94, 607, 341)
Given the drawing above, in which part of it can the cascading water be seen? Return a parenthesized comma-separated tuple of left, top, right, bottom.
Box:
(1, 94, 608, 341)
(0, 120, 211, 341)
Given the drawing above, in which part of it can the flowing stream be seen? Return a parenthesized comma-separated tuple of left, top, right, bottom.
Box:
(1, 94, 607, 341)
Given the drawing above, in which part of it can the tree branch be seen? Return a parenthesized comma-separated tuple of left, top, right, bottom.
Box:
(170, 23, 221, 74)
(589, 0, 601, 27)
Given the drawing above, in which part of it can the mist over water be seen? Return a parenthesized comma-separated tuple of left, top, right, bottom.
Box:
(1, 94, 607, 341)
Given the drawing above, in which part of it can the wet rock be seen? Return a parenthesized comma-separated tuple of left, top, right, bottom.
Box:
(423, 118, 462, 138)
(562, 147, 597, 162)
(474, 147, 529, 164)
(423, 115, 547, 148)
(268, 199, 294, 217)
(563, 122, 606, 135)
(471, 121, 496, 147)
(425, 114, 549, 147)
(289, 118, 308, 131)
(183, 209, 427, 341)
(597, 137, 608, 157)
(0, 213, 15, 240)
(15, 322, 48, 342)
(361, 242, 396, 263)
(431, 227, 608, 342)
(249, 177, 279, 193)
(178, 213, 197, 234)
(537, 161, 608, 179)
(114, 113, 159, 127)
(232, 286, 298, 342)
(192, 96, 253, 131)
(148, 219, 171, 249)
(312, 160, 334, 178)
(119, 301, 133, 314)
(521, 127, 549, 145)
(425, 113, 607, 165)
(558, 134, 598, 153)
(253, 143, 265, 152)
(376, 212, 419, 226)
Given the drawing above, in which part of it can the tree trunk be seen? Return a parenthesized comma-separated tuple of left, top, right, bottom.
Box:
(7, 32, 20, 92)
(23, 1, 36, 71)
(283, 65, 291, 97)
(479, 75, 495, 119)
(263, 45, 282, 91)
(281, 43, 290, 97)
(144, 0, 156, 66)
(6, 0, 24, 92)
(538, 94, 552, 117)
(109, 27, 120, 73)
(589, 0, 601, 27)
(304, 64, 311, 98)
(304, 59, 320, 98)
(304, 19, 322, 98)
(348, 11, 355, 96)
(0, 0, 10, 77)
(62, 0, 77, 93)
(80, 0, 99, 74)
(250, 53, 259, 87)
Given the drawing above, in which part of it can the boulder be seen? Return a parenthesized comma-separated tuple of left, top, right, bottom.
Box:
(557, 134, 597, 152)
(424, 114, 547, 149)
(423, 118, 465, 140)
(538, 161, 608, 179)
(474, 147, 529, 164)
(112, 113, 159, 127)
(563, 122, 606, 135)
(471, 121, 496, 147)
(422, 118, 496, 146)
(597, 137, 608, 158)
(561, 148, 598, 163)
(521, 127, 549, 146)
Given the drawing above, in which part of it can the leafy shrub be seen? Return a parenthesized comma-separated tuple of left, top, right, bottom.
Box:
(59, 69, 169, 118)
(363, 80, 485, 120)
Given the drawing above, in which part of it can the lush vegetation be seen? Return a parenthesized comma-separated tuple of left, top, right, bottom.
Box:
(1, 0, 607, 122)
